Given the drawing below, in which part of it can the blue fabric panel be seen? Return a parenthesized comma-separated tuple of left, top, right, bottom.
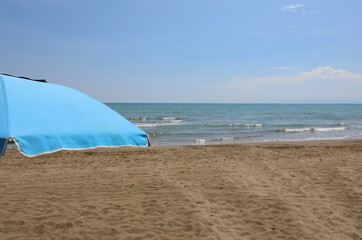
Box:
(2, 74, 148, 156)
(0, 76, 10, 140)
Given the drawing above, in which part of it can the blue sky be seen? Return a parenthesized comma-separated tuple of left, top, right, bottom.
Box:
(1, 0, 362, 103)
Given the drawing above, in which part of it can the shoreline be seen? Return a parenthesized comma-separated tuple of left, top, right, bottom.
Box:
(151, 138, 362, 147)
(1, 140, 361, 239)
(5, 139, 362, 158)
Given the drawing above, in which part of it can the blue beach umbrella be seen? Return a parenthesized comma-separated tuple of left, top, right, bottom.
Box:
(0, 73, 149, 157)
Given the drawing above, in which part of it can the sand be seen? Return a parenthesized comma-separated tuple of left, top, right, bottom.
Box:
(0, 140, 361, 240)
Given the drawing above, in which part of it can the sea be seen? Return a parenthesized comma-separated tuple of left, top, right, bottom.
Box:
(106, 103, 362, 146)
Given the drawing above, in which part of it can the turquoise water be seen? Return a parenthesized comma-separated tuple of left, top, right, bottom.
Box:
(106, 103, 362, 146)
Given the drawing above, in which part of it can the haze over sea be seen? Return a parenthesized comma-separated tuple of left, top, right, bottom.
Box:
(107, 103, 362, 146)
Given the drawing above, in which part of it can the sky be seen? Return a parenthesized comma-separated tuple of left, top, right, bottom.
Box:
(1, 0, 362, 103)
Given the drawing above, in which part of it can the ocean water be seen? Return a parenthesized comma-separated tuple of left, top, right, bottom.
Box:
(106, 103, 362, 146)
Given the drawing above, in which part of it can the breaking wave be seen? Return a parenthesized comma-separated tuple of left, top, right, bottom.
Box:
(159, 117, 183, 123)
(243, 123, 263, 127)
(136, 119, 183, 128)
(130, 116, 148, 121)
(195, 139, 207, 144)
(314, 127, 346, 132)
(160, 117, 182, 120)
(194, 135, 257, 144)
(135, 123, 158, 128)
(275, 127, 346, 133)
(205, 123, 263, 127)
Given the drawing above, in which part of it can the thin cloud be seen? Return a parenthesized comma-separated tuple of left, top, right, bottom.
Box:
(298, 66, 361, 80)
(232, 66, 362, 86)
(271, 67, 292, 70)
(282, 4, 304, 12)
(203, 66, 362, 102)
(302, 10, 321, 16)
(226, 66, 362, 89)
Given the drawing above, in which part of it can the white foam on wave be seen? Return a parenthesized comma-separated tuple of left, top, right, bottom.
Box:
(136, 120, 183, 128)
(283, 127, 346, 133)
(263, 136, 347, 143)
(244, 123, 263, 127)
(227, 123, 263, 127)
(194, 136, 257, 144)
(160, 117, 183, 124)
(130, 116, 148, 121)
(314, 127, 346, 132)
(161, 117, 180, 120)
(195, 139, 207, 144)
(136, 123, 158, 128)
(168, 119, 183, 123)
(284, 128, 313, 132)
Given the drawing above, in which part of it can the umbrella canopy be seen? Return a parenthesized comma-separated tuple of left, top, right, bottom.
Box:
(0, 73, 149, 157)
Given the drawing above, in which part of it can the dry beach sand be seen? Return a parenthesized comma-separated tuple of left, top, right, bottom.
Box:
(0, 140, 361, 240)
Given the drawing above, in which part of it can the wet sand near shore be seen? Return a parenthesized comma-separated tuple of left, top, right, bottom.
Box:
(0, 140, 361, 239)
